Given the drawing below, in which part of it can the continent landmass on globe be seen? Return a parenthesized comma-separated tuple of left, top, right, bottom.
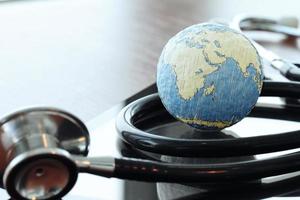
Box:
(162, 24, 262, 100)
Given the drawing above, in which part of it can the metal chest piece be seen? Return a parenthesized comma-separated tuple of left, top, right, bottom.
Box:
(0, 108, 90, 200)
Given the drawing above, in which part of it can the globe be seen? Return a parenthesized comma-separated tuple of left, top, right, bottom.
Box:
(157, 23, 263, 130)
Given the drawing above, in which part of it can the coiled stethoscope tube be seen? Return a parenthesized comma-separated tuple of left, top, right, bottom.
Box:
(116, 81, 300, 158)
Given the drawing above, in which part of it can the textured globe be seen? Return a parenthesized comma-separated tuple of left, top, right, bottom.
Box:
(157, 23, 263, 130)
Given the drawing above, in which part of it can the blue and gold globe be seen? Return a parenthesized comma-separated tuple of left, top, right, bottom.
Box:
(157, 23, 263, 130)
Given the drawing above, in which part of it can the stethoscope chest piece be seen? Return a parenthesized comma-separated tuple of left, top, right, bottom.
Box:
(0, 108, 90, 200)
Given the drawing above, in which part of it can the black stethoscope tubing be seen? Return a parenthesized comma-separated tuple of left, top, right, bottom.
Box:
(115, 150, 300, 182)
(116, 81, 300, 158)
(112, 80, 300, 183)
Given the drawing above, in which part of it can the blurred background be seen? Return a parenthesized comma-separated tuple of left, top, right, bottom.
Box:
(0, 0, 299, 122)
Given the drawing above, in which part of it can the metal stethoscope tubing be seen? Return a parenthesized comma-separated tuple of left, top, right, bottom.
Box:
(2, 81, 300, 200)
(231, 14, 300, 81)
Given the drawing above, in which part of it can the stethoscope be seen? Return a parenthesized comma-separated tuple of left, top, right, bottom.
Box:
(1, 15, 300, 200)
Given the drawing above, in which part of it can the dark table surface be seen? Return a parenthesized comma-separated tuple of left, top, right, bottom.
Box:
(0, 0, 299, 122)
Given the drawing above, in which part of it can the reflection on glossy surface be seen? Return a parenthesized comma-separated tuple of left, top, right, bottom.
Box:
(147, 122, 257, 200)
(118, 114, 300, 199)
(15, 158, 69, 199)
